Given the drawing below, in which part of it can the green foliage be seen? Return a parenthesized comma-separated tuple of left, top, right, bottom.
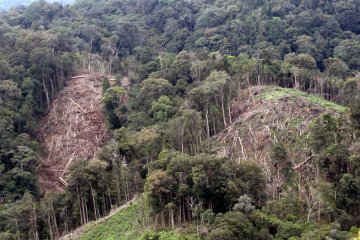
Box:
(102, 86, 126, 129)
(79, 199, 143, 240)
(275, 222, 303, 239)
(0, 0, 360, 238)
(300, 223, 352, 240)
(77, 197, 199, 240)
(141, 230, 197, 240)
(139, 78, 173, 109)
(145, 152, 266, 219)
(270, 143, 293, 182)
(207, 212, 255, 240)
(309, 113, 338, 153)
(257, 87, 347, 112)
(150, 96, 175, 122)
(335, 40, 360, 70)
(342, 78, 360, 129)
(336, 174, 360, 217)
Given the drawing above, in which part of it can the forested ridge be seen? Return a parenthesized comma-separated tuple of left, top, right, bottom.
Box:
(0, 0, 360, 239)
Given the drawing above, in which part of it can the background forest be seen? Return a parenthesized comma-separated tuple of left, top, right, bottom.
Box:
(0, 0, 360, 239)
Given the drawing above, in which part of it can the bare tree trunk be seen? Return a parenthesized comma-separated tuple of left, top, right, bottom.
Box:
(221, 95, 227, 127)
(90, 182, 99, 220)
(246, 74, 252, 100)
(64, 210, 69, 235)
(210, 107, 216, 135)
(48, 214, 53, 240)
(84, 196, 89, 223)
(227, 95, 232, 125)
(107, 184, 113, 208)
(178, 204, 182, 224)
(182, 199, 185, 222)
(160, 196, 165, 227)
(114, 159, 122, 206)
(50, 198, 59, 238)
(170, 208, 175, 229)
(205, 107, 210, 139)
(49, 77, 55, 96)
(32, 202, 39, 240)
(77, 187, 84, 226)
(294, 74, 299, 90)
(125, 177, 130, 201)
(42, 77, 50, 108)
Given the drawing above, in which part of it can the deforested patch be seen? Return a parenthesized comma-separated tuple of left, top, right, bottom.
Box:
(37, 74, 109, 191)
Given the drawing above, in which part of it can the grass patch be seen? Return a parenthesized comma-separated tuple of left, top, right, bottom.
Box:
(79, 198, 197, 240)
(79, 199, 143, 240)
(257, 87, 347, 113)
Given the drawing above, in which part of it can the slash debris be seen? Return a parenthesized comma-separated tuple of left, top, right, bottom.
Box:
(37, 74, 110, 191)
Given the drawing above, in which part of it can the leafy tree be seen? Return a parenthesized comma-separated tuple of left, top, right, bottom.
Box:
(139, 78, 173, 110)
(334, 40, 360, 70)
(336, 174, 360, 220)
(342, 77, 360, 129)
(207, 212, 255, 240)
(102, 86, 126, 129)
(150, 96, 175, 122)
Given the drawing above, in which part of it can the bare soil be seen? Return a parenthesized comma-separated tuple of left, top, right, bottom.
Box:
(37, 74, 110, 191)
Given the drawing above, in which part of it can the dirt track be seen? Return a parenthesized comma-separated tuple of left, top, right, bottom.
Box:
(37, 74, 109, 191)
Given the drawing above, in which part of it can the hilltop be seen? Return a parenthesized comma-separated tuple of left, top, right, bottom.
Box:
(211, 86, 346, 164)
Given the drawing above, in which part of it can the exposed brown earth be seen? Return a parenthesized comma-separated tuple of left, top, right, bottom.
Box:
(37, 74, 110, 191)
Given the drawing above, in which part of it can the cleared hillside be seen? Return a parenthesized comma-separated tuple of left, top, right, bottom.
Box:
(208, 86, 347, 181)
(37, 74, 109, 191)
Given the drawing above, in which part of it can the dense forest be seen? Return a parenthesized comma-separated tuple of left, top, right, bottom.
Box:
(0, 0, 360, 239)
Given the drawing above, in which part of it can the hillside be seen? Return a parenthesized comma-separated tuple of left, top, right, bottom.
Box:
(37, 74, 109, 191)
(62, 197, 199, 240)
(71, 88, 356, 240)
(1, 0, 360, 239)
(211, 86, 346, 165)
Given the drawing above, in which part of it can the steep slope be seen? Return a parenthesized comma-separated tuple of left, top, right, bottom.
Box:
(37, 74, 109, 191)
(209, 86, 346, 179)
